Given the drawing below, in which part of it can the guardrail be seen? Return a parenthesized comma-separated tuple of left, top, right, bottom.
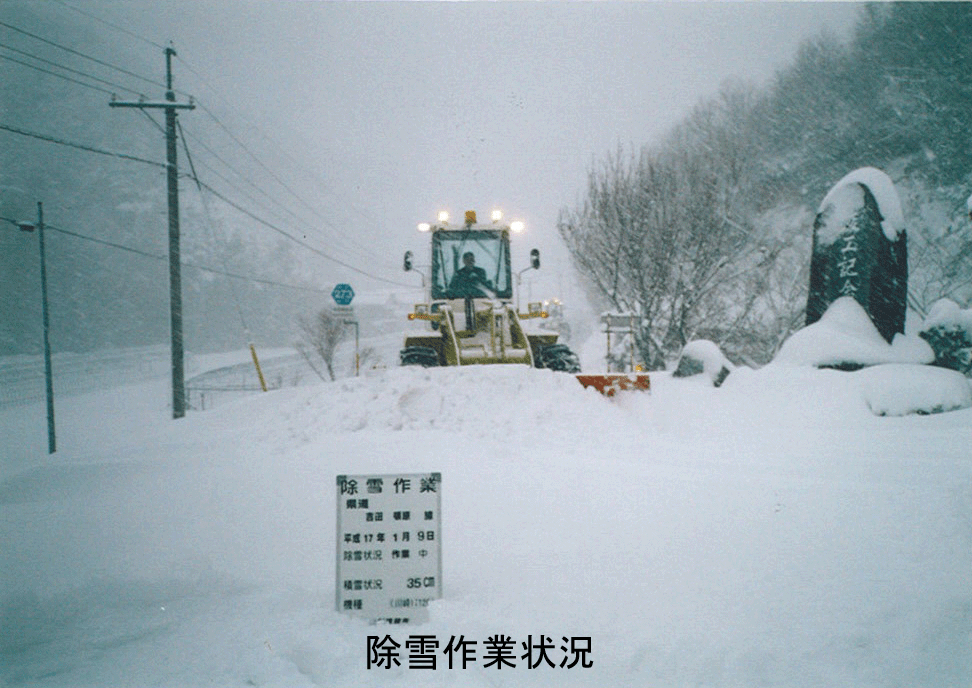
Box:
(185, 352, 317, 410)
(0, 346, 170, 407)
(0, 347, 317, 411)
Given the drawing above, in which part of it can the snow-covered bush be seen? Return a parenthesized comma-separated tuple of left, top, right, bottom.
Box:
(918, 299, 972, 376)
(672, 339, 734, 387)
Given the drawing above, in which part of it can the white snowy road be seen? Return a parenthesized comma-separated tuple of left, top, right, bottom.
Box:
(2, 363, 970, 686)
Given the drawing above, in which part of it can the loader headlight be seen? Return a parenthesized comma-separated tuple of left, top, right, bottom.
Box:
(417, 223, 431, 232)
(491, 210, 503, 222)
(437, 211, 450, 223)
(510, 220, 525, 233)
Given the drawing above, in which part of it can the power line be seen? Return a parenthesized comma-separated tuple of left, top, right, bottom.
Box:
(179, 119, 255, 338)
(0, 122, 166, 168)
(46, 223, 164, 261)
(1, 214, 329, 293)
(175, 54, 390, 233)
(51, 0, 167, 51)
(139, 109, 165, 135)
(178, 124, 311, 228)
(0, 52, 117, 96)
(56, 225, 328, 292)
(174, 106, 406, 287)
(177, 123, 391, 271)
(0, 43, 146, 97)
(6, 14, 395, 273)
(169, 55, 398, 267)
(52, 222, 328, 292)
(183, 106, 399, 270)
(191, 174, 413, 288)
(175, 55, 351, 203)
(0, 20, 164, 90)
(182, 261, 326, 293)
(182, 155, 386, 276)
(175, 112, 402, 283)
(0, 121, 407, 286)
(1, 20, 403, 286)
(194, 100, 328, 223)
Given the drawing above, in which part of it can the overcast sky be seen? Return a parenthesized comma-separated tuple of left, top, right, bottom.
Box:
(29, 1, 864, 297)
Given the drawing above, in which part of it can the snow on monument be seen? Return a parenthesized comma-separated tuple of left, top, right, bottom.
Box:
(806, 167, 908, 344)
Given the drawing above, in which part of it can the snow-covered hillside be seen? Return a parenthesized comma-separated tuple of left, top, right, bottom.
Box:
(2, 361, 970, 687)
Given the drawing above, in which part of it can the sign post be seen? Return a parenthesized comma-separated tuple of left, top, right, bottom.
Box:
(331, 284, 359, 376)
(336, 472, 442, 623)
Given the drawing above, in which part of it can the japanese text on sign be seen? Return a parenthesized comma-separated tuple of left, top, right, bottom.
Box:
(336, 473, 441, 622)
(366, 634, 593, 670)
(837, 233, 860, 297)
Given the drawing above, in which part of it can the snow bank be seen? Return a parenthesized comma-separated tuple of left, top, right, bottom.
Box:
(818, 167, 905, 242)
(776, 297, 933, 368)
(269, 365, 620, 437)
(857, 364, 972, 416)
(673, 339, 734, 386)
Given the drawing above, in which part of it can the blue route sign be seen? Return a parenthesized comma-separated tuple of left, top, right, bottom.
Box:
(332, 283, 355, 306)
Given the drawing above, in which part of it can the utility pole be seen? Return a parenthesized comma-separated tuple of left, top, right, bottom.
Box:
(37, 202, 55, 452)
(110, 46, 194, 418)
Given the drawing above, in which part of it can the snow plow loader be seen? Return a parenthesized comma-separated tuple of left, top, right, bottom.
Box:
(400, 210, 581, 373)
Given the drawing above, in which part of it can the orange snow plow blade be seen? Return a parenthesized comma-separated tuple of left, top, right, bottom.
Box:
(576, 373, 651, 397)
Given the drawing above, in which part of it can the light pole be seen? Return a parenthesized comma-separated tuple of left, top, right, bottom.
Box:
(8, 202, 56, 453)
(516, 248, 541, 312)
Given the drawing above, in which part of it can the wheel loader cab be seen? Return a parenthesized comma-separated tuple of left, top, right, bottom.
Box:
(431, 228, 512, 332)
(431, 229, 512, 302)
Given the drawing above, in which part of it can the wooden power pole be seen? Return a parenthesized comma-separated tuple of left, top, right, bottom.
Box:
(110, 46, 195, 418)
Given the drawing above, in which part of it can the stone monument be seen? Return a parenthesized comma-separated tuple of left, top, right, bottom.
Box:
(806, 168, 908, 344)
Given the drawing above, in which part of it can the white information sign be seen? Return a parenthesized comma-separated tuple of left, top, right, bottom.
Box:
(336, 472, 442, 623)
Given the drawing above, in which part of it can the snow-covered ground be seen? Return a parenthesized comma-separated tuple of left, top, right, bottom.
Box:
(1, 354, 970, 686)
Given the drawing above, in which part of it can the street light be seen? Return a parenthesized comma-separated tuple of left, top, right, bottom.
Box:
(7, 202, 56, 453)
(403, 249, 427, 288)
(516, 248, 541, 312)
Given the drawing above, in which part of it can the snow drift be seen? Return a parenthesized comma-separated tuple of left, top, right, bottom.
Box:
(1, 358, 970, 687)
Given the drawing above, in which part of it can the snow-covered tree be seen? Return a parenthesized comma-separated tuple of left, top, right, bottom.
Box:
(296, 308, 350, 381)
(558, 86, 785, 367)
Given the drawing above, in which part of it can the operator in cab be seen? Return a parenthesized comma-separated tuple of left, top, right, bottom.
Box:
(448, 251, 492, 298)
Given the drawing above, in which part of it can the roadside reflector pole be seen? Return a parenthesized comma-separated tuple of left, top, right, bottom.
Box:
(250, 343, 268, 392)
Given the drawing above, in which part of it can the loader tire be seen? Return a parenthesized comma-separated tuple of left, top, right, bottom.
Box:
(400, 346, 439, 367)
(537, 343, 581, 373)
